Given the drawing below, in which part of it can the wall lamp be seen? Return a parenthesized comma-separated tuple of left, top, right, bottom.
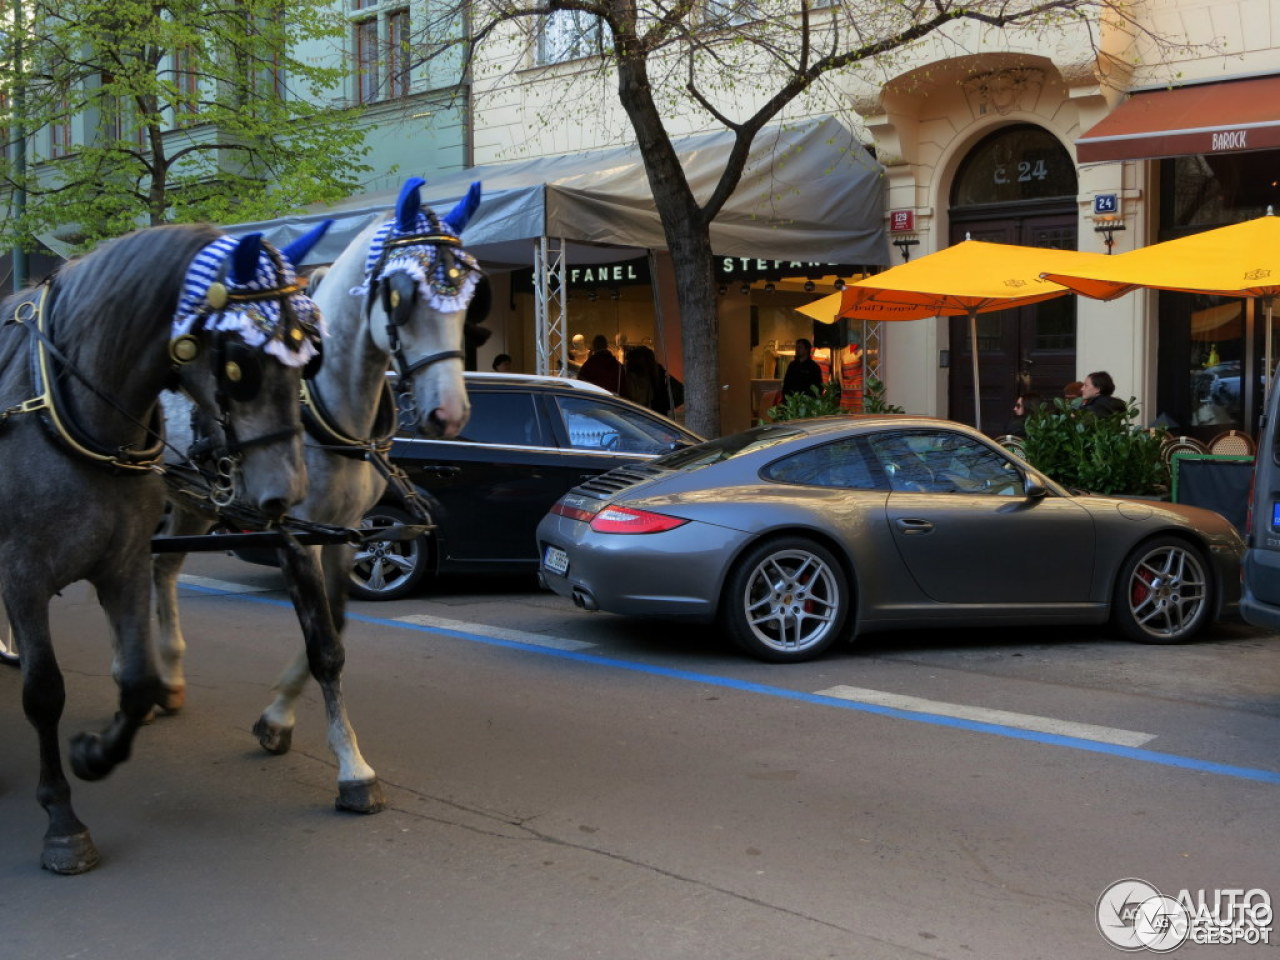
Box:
(892, 236, 920, 262)
(1094, 216, 1125, 254)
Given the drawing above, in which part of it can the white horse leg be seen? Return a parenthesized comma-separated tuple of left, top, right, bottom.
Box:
(259, 536, 383, 812)
(0, 593, 16, 664)
(152, 507, 215, 713)
(253, 648, 309, 755)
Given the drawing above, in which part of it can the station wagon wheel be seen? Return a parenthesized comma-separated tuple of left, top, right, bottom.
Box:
(1112, 536, 1212, 643)
(722, 537, 849, 663)
(348, 504, 431, 601)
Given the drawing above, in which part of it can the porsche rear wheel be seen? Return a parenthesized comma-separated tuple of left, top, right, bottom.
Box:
(1112, 536, 1212, 643)
(722, 537, 849, 663)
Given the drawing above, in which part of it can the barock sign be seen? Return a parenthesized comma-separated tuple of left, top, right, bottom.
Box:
(1075, 75, 1280, 165)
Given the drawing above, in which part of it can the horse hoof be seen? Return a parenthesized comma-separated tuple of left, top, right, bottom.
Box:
(336, 779, 386, 814)
(42, 831, 101, 874)
(69, 732, 113, 782)
(156, 685, 186, 714)
(252, 716, 292, 755)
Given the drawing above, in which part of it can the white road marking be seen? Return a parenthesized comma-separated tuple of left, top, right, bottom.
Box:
(394, 613, 598, 651)
(813, 685, 1156, 747)
(177, 574, 274, 594)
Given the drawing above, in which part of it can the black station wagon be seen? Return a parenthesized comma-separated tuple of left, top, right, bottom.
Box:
(348, 372, 701, 599)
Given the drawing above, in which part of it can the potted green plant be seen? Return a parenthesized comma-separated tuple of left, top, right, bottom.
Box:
(1021, 397, 1167, 496)
(766, 379, 843, 421)
(766, 376, 905, 422)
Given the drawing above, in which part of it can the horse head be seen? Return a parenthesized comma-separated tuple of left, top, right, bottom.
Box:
(363, 177, 486, 439)
(170, 223, 331, 519)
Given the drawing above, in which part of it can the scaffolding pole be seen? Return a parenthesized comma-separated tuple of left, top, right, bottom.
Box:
(533, 236, 567, 376)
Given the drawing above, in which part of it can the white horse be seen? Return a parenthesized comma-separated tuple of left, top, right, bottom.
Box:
(152, 178, 486, 814)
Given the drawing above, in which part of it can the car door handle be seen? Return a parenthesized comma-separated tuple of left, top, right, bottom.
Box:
(895, 518, 933, 535)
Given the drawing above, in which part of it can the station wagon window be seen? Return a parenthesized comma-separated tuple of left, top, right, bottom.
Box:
(868, 430, 1023, 496)
(762, 439, 879, 489)
(555, 395, 688, 454)
(455, 392, 544, 446)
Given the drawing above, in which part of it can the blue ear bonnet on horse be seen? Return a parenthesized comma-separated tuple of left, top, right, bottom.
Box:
(172, 226, 331, 368)
(355, 179, 483, 314)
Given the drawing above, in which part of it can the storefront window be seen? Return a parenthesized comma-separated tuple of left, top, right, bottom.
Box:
(1162, 153, 1280, 231)
(1155, 148, 1280, 439)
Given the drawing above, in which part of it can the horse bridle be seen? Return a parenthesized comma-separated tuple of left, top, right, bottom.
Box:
(363, 213, 480, 425)
(169, 249, 322, 503)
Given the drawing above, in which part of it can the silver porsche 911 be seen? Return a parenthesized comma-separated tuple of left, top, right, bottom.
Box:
(536, 416, 1245, 663)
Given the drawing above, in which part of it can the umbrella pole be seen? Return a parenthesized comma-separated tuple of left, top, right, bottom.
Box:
(1267, 296, 1275, 398)
(969, 310, 982, 433)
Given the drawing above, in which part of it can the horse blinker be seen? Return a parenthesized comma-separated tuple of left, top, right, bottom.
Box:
(219, 340, 264, 402)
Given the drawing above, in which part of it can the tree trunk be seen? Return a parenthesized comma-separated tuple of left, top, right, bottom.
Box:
(615, 54, 721, 438)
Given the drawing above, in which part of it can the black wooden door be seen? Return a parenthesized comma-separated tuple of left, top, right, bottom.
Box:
(948, 215, 1078, 434)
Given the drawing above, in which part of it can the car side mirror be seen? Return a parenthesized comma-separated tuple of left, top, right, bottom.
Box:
(1024, 475, 1049, 500)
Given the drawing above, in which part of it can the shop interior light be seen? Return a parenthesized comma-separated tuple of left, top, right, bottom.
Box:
(740, 283, 751, 295)
(803, 280, 816, 292)
(763, 282, 775, 293)
(834, 278, 846, 291)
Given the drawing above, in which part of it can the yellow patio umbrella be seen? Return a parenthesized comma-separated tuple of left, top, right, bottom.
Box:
(1041, 212, 1280, 383)
(803, 240, 1110, 431)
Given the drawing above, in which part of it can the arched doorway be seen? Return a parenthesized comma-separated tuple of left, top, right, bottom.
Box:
(948, 124, 1079, 433)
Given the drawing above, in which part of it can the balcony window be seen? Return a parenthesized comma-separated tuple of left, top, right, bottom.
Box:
(352, 1, 411, 103)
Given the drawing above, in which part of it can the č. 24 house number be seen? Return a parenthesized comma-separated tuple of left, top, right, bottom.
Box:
(993, 158, 1050, 184)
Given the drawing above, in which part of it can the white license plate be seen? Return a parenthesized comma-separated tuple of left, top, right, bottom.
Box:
(543, 545, 570, 576)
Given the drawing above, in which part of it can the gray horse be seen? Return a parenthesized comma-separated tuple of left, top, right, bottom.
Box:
(153, 178, 485, 816)
(0, 222, 327, 873)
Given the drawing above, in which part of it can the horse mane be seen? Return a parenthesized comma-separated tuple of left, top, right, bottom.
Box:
(22, 223, 226, 375)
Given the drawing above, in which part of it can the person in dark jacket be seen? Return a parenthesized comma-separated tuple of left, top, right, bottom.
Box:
(577, 334, 626, 395)
(1079, 370, 1126, 417)
(781, 338, 824, 399)
(1006, 392, 1042, 437)
(623, 344, 682, 416)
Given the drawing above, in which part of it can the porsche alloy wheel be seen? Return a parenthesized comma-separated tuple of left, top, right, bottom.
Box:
(1113, 536, 1212, 643)
(723, 537, 849, 663)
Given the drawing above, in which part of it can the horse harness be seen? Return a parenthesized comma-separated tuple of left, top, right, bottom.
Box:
(0, 282, 166, 473)
(300, 375, 432, 525)
(0, 260, 316, 478)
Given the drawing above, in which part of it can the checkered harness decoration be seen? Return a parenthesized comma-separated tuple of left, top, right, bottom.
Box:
(172, 235, 325, 368)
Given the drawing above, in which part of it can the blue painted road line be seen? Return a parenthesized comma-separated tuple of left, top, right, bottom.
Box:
(180, 580, 1280, 786)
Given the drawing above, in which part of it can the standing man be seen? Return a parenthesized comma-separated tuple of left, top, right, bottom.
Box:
(1079, 370, 1126, 417)
(577, 334, 627, 395)
(782, 337, 824, 399)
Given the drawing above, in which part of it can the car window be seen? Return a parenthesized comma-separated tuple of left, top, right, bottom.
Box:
(868, 430, 1023, 496)
(555, 395, 688, 454)
(762, 438, 880, 489)
(653, 424, 805, 472)
(453, 391, 543, 446)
